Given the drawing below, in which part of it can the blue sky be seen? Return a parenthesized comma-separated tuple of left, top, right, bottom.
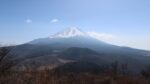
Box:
(0, 0, 150, 50)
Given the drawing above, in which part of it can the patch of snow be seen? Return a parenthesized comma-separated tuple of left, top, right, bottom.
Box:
(49, 27, 86, 38)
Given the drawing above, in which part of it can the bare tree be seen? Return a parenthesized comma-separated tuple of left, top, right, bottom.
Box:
(111, 61, 119, 75)
(141, 66, 150, 79)
(121, 63, 128, 75)
(0, 46, 16, 75)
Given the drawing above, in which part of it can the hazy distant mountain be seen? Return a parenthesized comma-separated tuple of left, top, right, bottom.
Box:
(9, 27, 150, 74)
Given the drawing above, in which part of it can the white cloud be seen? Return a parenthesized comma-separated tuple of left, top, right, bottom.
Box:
(26, 19, 32, 23)
(86, 31, 124, 46)
(51, 19, 59, 23)
(87, 31, 116, 41)
(0, 41, 16, 47)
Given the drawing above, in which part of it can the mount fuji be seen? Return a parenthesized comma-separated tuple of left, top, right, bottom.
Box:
(10, 27, 150, 74)
(28, 27, 149, 53)
(30, 27, 93, 44)
(29, 27, 112, 50)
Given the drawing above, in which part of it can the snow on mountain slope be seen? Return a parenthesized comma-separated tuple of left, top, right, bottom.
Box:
(49, 27, 86, 38)
(29, 27, 109, 46)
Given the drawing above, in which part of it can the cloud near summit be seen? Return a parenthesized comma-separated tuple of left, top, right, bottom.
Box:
(87, 31, 116, 41)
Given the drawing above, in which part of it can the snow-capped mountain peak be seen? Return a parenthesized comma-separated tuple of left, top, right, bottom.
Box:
(49, 27, 86, 38)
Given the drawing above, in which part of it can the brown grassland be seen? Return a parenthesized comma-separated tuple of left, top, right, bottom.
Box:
(0, 70, 150, 84)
